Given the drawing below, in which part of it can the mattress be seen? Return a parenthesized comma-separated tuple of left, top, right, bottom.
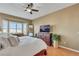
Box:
(0, 36, 47, 56)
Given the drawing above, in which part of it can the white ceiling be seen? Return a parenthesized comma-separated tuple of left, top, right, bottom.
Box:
(0, 3, 75, 20)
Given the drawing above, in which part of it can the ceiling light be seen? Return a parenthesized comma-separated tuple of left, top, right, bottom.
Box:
(27, 9, 31, 12)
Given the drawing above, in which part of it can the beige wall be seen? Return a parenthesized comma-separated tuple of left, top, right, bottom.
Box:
(32, 4, 79, 51)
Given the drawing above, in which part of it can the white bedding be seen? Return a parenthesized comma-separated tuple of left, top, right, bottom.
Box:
(0, 36, 47, 56)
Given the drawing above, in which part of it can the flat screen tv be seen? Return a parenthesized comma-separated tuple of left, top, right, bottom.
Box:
(40, 25, 50, 32)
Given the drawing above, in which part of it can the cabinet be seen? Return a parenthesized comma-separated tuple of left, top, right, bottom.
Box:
(37, 32, 52, 46)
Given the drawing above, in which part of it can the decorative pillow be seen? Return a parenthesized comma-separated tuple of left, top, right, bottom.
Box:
(0, 36, 11, 49)
(0, 33, 20, 47)
(8, 36, 19, 46)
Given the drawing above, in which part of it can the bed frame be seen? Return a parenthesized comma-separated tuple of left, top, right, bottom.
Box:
(34, 49, 47, 56)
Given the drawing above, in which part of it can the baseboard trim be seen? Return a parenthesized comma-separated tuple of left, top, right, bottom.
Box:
(59, 45, 79, 53)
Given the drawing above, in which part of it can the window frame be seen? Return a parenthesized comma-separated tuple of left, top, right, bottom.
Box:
(2, 20, 28, 35)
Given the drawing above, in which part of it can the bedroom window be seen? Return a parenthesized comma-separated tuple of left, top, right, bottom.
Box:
(2, 20, 8, 33)
(2, 20, 28, 35)
(9, 21, 17, 34)
(16, 23, 22, 33)
(23, 23, 28, 35)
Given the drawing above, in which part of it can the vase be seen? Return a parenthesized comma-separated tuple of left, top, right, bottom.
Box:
(53, 40, 59, 48)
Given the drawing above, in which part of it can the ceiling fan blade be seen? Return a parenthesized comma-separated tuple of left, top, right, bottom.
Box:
(32, 9, 39, 12)
(30, 12, 32, 14)
(25, 10, 27, 11)
(30, 3, 33, 7)
(27, 3, 33, 9)
(26, 4, 30, 9)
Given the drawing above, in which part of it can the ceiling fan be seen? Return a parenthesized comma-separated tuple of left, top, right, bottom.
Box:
(25, 3, 39, 14)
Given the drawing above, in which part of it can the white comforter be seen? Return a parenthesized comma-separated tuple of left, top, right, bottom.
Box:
(0, 36, 47, 56)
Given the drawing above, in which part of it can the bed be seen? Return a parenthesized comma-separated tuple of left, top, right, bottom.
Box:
(0, 35, 47, 56)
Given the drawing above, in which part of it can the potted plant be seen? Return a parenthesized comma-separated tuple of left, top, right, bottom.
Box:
(52, 34, 60, 48)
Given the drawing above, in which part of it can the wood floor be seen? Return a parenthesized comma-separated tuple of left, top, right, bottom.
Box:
(47, 46, 79, 56)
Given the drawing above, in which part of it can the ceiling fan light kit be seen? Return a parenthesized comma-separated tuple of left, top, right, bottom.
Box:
(27, 9, 32, 12)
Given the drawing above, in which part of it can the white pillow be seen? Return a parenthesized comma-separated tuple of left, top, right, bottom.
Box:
(0, 33, 19, 47)
(8, 36, 19, 46)
(0, 37, 11, 49)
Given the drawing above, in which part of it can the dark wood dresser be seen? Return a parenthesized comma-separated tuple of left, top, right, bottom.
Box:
(37, 32, 52, 46)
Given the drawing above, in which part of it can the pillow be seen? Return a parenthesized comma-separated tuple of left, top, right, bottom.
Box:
(0, 36, 11, 49)
(0, 33, 20, 47)
(0, 43, 3, 50)
(8, 36, 19, 46)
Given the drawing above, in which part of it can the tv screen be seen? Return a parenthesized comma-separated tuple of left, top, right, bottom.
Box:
(40, 25, 50, 32)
